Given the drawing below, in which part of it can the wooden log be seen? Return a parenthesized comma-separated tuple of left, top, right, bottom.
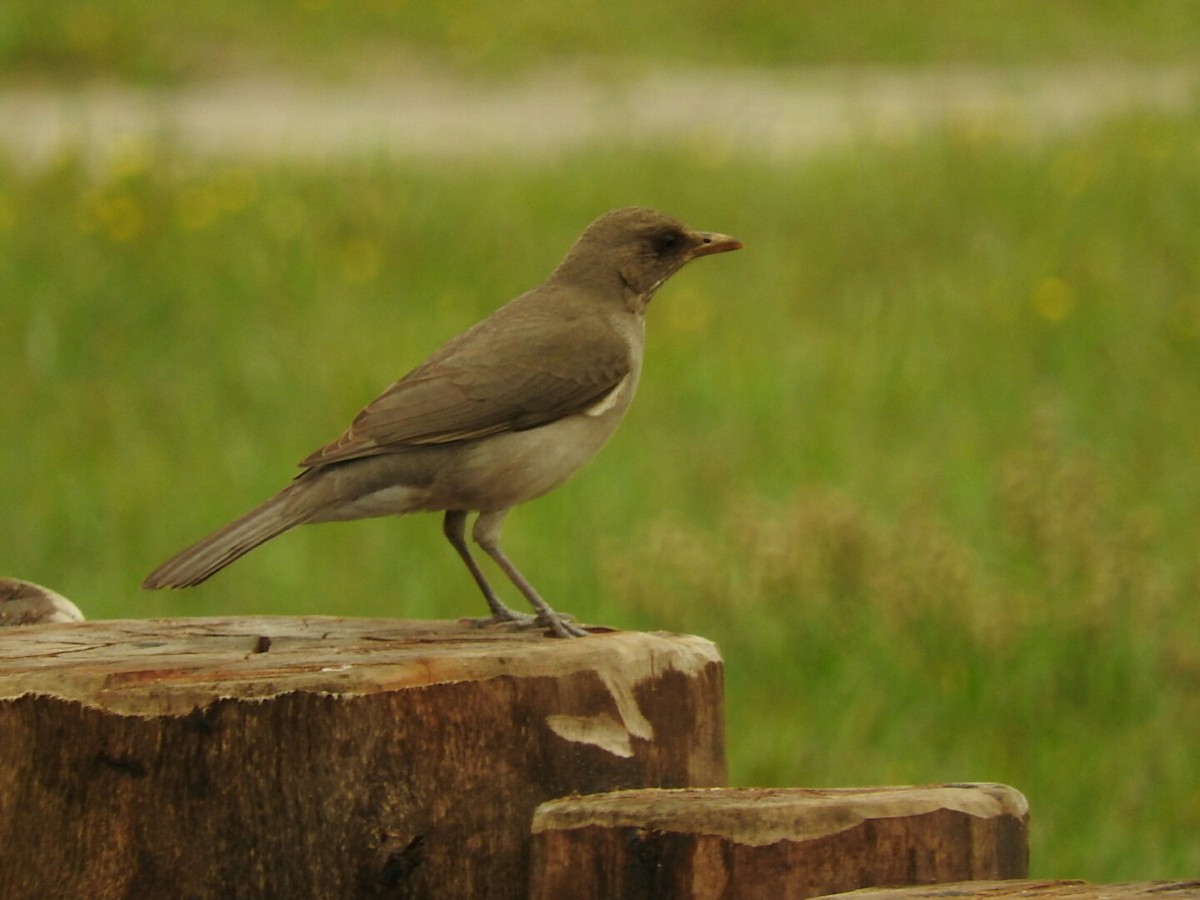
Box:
(818, 881, 1200, 898)
(529, 784, 1028, 900)
(0, 617, 725, 899)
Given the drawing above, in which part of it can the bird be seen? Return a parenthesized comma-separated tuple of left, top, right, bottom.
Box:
(0, 577, 86, 626)
(142, 207, 742, 637)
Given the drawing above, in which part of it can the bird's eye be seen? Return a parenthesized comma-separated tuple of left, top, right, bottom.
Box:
(653, 230, 683, 255)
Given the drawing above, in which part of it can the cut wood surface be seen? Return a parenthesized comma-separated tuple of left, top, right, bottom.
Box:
(820, 881, 1200, 898)
(0, 617, 725, 899)
(530, 784, 1028, 900)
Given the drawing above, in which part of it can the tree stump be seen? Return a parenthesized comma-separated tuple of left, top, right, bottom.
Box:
(0, 617, 725, 899)
(818, 881, 1200, 899)
(529, 784, 1028, 900)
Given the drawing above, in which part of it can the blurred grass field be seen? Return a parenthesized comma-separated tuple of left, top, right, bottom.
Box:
(4, 0, 1200, 884)
(3, 0, 1200, 83)
(4, 109, 1199, 880)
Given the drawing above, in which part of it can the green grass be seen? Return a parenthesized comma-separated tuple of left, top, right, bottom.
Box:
(3, 107, 1200, 880)
(3, 0, 1200, 83)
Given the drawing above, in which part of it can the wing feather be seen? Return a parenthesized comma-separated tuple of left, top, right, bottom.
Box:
(301, 295, 630, 468)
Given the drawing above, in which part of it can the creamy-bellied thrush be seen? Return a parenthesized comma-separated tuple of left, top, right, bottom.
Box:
(143, 207, 742, 637)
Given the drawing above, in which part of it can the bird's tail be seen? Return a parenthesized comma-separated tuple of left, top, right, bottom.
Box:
(142, 478, 328, 589)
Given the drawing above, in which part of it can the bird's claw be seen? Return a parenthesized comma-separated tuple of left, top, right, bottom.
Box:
(536, 612, 588, 638)
(464, 608, 588, 638)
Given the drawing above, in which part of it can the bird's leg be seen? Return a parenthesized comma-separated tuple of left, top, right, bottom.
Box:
(472, 510, 588, 638)
(442, 510, 534, 626)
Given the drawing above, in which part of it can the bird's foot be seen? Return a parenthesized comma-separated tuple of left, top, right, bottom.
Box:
(535, 611, 589, 639)
(463, 608, 588, 638)
(463, 610, 538, 630)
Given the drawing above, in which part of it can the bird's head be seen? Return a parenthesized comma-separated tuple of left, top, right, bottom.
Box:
(553, 207, 742, 310)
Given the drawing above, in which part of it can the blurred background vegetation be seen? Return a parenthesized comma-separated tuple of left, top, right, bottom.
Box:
(3, 0, 1200, 81)
(3, 0, 1199, 883)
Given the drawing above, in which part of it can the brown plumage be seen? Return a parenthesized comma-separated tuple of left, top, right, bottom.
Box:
(142, 207, 741, 637)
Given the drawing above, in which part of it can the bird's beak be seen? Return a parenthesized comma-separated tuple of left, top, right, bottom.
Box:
(690, 231, 743, 258)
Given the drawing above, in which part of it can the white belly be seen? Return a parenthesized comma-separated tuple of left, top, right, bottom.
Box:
(432, 372, 638, 512)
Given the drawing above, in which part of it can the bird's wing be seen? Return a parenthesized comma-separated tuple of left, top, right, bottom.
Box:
(300, 302, 631, 468)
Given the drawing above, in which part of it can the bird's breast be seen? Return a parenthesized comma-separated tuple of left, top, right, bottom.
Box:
(448, 406, 629, 512)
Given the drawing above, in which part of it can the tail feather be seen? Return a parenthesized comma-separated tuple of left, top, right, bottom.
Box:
(142, 479, 327, 589)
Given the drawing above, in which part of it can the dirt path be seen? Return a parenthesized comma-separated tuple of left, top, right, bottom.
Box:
(0, 64, 1195, 168)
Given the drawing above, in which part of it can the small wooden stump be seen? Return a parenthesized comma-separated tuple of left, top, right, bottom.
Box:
(529, 784, 1028, 900)
(819, 881, 1200, 898)
(0, 617, 725, 899)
